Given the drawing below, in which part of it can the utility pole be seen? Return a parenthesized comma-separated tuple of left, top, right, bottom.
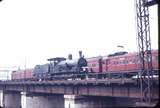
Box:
(135, 0, 158, 105)
(24, 57, 27, 81)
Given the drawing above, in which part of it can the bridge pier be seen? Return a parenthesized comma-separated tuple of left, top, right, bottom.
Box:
(3, 91, 21, 108)
(21, 92, 64, 108)
(0, 90, 3, 107)
(64, 95, 136, 108)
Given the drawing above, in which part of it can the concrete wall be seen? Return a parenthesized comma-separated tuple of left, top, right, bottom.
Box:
(22, 93, 64, 108)
(3, 91, 21, 108)
(64, 95, 116, 108)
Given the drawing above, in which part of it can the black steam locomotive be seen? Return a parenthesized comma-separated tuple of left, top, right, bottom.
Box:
(34, 51, 88, 80)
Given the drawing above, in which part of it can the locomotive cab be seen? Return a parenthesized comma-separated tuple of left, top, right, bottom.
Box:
(48, 57, 66, 66)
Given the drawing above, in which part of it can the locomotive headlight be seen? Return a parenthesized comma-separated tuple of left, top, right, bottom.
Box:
(82, 67, 88, 72)
(83, 68, 86, 71)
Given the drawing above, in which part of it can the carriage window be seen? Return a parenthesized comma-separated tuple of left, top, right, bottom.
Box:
(132, 59, 135, 63)
(116, 61, 119, 64)
(137, 59, 139, 63)
(124, 60, 128, 64)
(92, 64, 96, 67)
(128, 59, 132, 64)
(88, 64, 92, 67)
(121, 60, 124, 64)
(122, 60, 125, 64)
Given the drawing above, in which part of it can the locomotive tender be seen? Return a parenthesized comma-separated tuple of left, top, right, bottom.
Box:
(11, 50, 158, 80)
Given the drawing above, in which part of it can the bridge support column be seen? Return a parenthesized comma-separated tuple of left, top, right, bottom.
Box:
(21, 92, 64, 108)
(64, 95, 136, 108)
(0, 90, 3, 108)
(3, 91, 21, 108)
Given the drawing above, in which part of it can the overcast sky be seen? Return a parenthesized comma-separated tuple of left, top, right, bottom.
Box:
(0, 0, 158, 69)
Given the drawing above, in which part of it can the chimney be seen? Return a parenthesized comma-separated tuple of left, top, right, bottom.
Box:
(79, 51, 82, 58)
(68, 54, 72, 60)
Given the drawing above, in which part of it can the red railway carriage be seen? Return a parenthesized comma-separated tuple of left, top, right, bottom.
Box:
(87, 56, 103, 73)
(11, 69, 34, 80)
(106, 52, 140, 73)
(103, 50, 158, 73)
(86, 50, 158, 78)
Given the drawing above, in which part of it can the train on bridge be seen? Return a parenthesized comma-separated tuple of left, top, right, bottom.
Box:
(11, 50, 158, 81)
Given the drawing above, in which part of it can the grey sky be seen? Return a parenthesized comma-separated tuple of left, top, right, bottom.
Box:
(0, 0, 158, 69)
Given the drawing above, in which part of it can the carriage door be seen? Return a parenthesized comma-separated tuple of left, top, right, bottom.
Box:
(98, 58, 103, 72)
(105, 59, 108, 72)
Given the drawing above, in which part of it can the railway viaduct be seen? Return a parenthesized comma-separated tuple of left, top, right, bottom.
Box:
(0, 78, 159, 108)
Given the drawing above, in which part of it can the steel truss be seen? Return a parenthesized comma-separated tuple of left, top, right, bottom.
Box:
(135, 0, 153, 104)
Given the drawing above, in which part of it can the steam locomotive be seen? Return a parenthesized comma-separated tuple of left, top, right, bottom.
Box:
(33, 51, 88, 80)
(11, 50, 158, 81)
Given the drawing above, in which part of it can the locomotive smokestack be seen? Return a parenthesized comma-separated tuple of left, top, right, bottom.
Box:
(68, 54, 72, 60)
(79, 51, 82, 58)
